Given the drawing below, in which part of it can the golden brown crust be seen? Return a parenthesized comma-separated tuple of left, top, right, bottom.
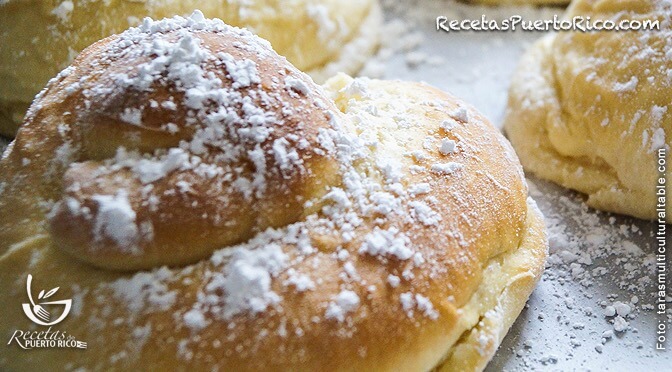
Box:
(0, 16, 546, 371)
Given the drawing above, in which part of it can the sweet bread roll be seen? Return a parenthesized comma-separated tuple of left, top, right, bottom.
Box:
(504, 0, 671, 222)
(0, 13, 547, 370)
(0, 0, 381, 137)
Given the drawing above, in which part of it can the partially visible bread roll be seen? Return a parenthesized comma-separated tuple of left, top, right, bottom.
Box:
(504, 0, 671, 222)
(0, 0, 381, 137)
(0, 14, 546, 371)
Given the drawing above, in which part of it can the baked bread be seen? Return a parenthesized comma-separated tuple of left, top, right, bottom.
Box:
(0, 0, 381, 137)
(0, 13, 547, 371)
(504, 0, 671, 222)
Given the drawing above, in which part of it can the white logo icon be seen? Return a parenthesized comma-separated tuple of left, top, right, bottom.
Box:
(22, 274, 72, 326)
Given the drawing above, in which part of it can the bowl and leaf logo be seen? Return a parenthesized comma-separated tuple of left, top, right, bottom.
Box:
(22, 274, 72, 326)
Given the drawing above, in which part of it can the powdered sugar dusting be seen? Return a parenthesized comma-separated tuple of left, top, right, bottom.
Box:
(91, 191, 139, 252)
(210, 242, 287, 319)
(325, 290, 361, 322)
(0, 6, 547, 369)
(359, 227, 414, 260)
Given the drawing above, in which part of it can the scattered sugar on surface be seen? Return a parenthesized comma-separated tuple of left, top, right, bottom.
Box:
(488, 178, 671, 371)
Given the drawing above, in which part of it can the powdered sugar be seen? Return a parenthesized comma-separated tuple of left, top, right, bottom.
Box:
(284, 268, 315, 292)
(400, 292, 438, 320)
(409, 200, 442, 226)
(431, 162, 463, 175)
(496, 179, 670, 370)
(325, 290, 361, 322)
(613, 76, 639, 93)
(91, 191, 139, 252)
(51, 1, 74, 23)
(127, 148, 191, 184)
(183, 308, 208, 331)
(450, 107, 469, 123)
(439, 138, 456, 155)
(207, 242, 288, 320)
(359, 227, 414, 261)
(108, 267, 177, 314)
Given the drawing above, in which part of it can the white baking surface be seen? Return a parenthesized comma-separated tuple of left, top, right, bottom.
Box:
(0, 1, 669, 370)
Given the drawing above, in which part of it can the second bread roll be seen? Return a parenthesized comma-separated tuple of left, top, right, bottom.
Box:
(0, 0, 381, 137)
(504, 0, 671, 222)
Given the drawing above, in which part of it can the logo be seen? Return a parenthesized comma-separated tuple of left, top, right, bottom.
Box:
(22, 274, 71, 326)
(7, 274, 87, 350)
